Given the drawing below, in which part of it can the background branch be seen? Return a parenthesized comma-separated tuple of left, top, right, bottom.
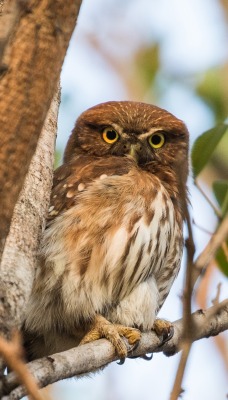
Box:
(1, 300, 227, 400)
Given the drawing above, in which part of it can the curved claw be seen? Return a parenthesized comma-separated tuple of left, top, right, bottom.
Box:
(80, 315, 141, 361)
(142, 353, 153, 361)
(163, 325, 174, 343)
(153, 319, 174, 347)
(117, 358, 126, 365)
(158, 325, 174, 347)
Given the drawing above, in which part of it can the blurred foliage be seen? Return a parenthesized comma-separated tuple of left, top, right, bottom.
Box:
(196, 67, 228, 122)
(191, 124, 228, 178)
(134, 44, 160, 89)
(216, 241, 228, 277)
(191, 126, 228, 276)
(213, 180, 228, 217)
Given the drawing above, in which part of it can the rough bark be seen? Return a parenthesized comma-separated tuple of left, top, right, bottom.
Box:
(1, 300, 227, 399)
(0, 0, 82, 252)
(0, 89, 60, 340)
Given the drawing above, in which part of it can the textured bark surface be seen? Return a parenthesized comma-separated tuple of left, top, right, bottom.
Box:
(0, 0, 82, 251)
(0, 90, 60, 338)
(1, 301, 227, 399)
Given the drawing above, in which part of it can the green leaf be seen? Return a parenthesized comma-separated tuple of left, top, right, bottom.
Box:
(191, 124, 228, 178)
(216, 242, 228, 277)
(213, 180, 228, 217)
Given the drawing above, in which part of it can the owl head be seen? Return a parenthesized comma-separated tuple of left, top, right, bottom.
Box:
(64, 101, 189, 182)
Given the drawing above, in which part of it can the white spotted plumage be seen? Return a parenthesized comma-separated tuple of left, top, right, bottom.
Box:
(25, 169, 182, 338)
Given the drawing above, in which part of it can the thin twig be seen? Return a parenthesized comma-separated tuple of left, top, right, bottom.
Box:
(212, 283, 222, 306)
(193, 214, 228, 285)
(0, 331, 43, 400)
(170, 206, 195, 400)
(170, 343, 191, 400)
(194, 180, 221, 219)
(192, 219, 213, 236)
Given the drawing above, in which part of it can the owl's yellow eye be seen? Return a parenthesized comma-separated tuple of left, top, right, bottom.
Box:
(148, 132, 165, 149)
(102, 128, 119, 144)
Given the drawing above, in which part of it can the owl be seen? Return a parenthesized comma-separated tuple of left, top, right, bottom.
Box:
(23, 101, 189, 361)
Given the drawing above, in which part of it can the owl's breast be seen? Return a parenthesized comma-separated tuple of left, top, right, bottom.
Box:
(36, 168, 183, 328)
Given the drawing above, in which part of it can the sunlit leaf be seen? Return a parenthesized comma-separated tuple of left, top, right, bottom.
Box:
(213, 180, 228, 217)
(191, 124, 228, 178)
(216, 242, 228, 277)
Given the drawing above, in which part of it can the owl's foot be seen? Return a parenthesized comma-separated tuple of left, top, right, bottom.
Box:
(80, 315, 141, 360)
(153, 319, 174, 345)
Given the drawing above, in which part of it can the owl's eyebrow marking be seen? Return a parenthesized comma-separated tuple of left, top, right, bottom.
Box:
(138, 128, 165, 139)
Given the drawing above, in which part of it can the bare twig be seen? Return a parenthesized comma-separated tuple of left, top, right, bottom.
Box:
(170, 207, 195, 400)
(192, 219, 213, 236)
(212, 283, 222, 306)
(194, 180, 221, 218)
(1, 300, 227, 400)
(0, 332, 43, 400)
(193, 214, 228, 285)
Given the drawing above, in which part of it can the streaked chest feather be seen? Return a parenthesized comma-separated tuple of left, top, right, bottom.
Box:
(39, 170, 183, 322)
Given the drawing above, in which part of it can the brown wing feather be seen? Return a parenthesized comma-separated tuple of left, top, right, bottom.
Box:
(47, 155, 135, 223)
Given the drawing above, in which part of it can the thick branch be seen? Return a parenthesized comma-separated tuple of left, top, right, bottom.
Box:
(0, 90, 59, 340)
(0, 0, 82, 251)
(0, 1, 20, 67)
(2, 301, 228, 400)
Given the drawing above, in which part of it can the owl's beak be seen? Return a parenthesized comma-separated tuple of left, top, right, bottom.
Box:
(129, 143, 142, 162)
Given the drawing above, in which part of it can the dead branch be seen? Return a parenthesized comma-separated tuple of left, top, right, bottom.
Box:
(1, 300, 227, 400)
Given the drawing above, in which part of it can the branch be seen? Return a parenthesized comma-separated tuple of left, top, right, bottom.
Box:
(1, 301, 228, 400)
(0, 90, 60, 343)
(0, 0, 20, 68)
(0, 332, 43, 400)
(0, 0, 82, 252)
(193, 214, 228, 284)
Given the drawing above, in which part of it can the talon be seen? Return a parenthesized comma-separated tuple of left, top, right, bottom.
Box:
(142, 353, 153, 361)
(161, 325, 174, 345)
(153, 319, 174, 346)
(80, 315, 141, 360)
